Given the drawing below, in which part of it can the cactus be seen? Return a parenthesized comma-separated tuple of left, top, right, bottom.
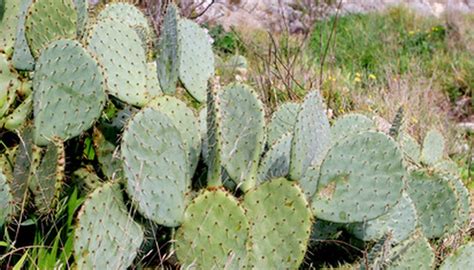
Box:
(243, 178, 312, 269)
(86, 18, 148, 106)
(0, 169, 15, 227)
(74, 182, 144, 269)
(2, 95, 32, 130)
(177, 18, 214, 102)
(25, 0, 77, 57)
(290, 91, 331, 180)
(146, 62, 163, 97)
(312, 131, 405, 223)
(175, 189, 250, 269)
(71, 166, 102, 195)
(29, 140, 65, 214)
(156, 3, 179, 94)
(299, 164, 320, 199)
(121, 107, 189, 226)
(398, 131, 421, 164)
(439, 242, 474, 270)
(266, 102, 299, 146)
(206, 81, 223, 185)
(73, 0, 88, 37)
(92, 127, 123, 180)
(406, 170, 459, 238)
(218, 83, 265, 191)
(0, 53, 20, 118)
(257, 132, 292, 183)
(389, 106, 404, 138)
(347, 192, 417, 243)
(0, 0, 20, 51)
(330, 113, 375, 142)
(443, 172, 471, 229)
(149, 96, 201, 176)
(420, 128, 444, 166)
(33, 39, 106, 145)
(12, 0, 35, 70)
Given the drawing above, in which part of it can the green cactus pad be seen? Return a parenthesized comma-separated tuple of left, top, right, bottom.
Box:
(434, 159, 459, 175)
(218, 83, 265, 190)
(0, 0, 20, 51)
(12, 0, 35, 70)
(406, 170, 459, 238)
(29, 141, 65, 214)
(33, 39, 106, 145)
(348, 192, 417, 243)
(0, 53, 20, 118)
(257, 133, 292, 183)
(420, 129, 444, 166)
(73, 0, 88, 37)
(243, 178, 312, 269)
(312, 131, 405, 223)
(71, 166, 102, 195)
(156, 3, 179, 94)
(175, 189, 249, 269)
(206, 82, 222, 185)
(146, 62, 163, 97)
(92, 127, 123, 180)
(25, 0, 77, 57)
(439, 242, 474, 270)
(299, 164, 320, 199)
(178, 18, 214, 102)
(398, 131, 421, 164)
(149, 96, 201, 176)
(0, 169, 14, 227)
(330, 113, 375, 142)
(384, 232, 434, 270)
(3, 95, 32, 131)
(74, 183, 144, 270)
(198, 107, 209, 163)
(266, 102, 299, 146)
(87, 18, 148, 106)
(121, 107, 189, 227)
(290, 91, 331, 181)
(443, 173, 470, 229)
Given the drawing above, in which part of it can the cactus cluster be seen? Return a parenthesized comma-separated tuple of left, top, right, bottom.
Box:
(0, 1, 472, 269)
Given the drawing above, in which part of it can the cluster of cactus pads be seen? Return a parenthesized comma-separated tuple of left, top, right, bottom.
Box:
(0, 0, 472, 268)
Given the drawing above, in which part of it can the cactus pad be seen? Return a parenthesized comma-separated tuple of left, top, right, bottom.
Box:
(443, 173, 470, 229)
(149, 96, 201, 176)
(398, 131, 421, 164)
(0, 0, 20, 50)
(290, 91, 331, 180)
(420, 129, 444, 166)
(257, 133, 292, 183)
(299, 164, 320, 199)
(156, 3, 179, 94)
(383, 232, 434, 269)
(12, 0, 35, 70)
(98, 3, 150, 41)
(25, 0, 77, 57)
(92, 127, 123, 180)
(74, 183, 144, 269)
(406, 170, 459, 238)
(73, 0, 88, 37)
(206, 82, 223, 185)
(266, 102, 299, 146)
(178, 18, 214, 102)
(439, 242, 474, 270)
(330, 113, 375, 142)
(87, 18, 148, 106)
(175, 189, 249, 269)
(312, 131, 405, 223)
(33, 39, 106, 145)
(121, 107, 189, 226)
(146, 62, 162, 97)
(0, 169, 14, 227)
(348, 192, 417, 243)
(244, 178, 312, 269)
(218, 83, 265, 190)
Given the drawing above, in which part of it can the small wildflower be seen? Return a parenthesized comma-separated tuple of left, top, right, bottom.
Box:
(354, 77, 361, 83)
(355, 72, 361, 77)
(408, 30, 415, 35)
(368, 74, 376, 80)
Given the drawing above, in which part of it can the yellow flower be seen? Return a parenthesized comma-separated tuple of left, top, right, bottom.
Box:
(354, 77, 361, 83)
(368, 74, 376, 80)
(408, 30, 415, 35)
(355, 72, 361, 77)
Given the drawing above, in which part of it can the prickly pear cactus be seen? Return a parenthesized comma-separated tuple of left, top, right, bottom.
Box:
(2, 95, 32, 130)
(25, 0, 77, 57)
(312, 131, 405, 223)
(218, 83, 265, 191)
(290, 91, 331, 181)
(149, 96, 201, 176)
(74, 182, 144, 270)
(177, 18, 214, 102)
(330, 113, 375, 142)
(266, 102, 299, 146)
(257, 133, 292, 183)
(347, 192, 417, 243)
(444, 173, 471, 228)
(73, 0, 88, 37)
(87, 18, 148, 106)
(299, 164, 320, 199)
(382, 232, 434, 270)
(243, 178, 312, 269)
(29, 141, 65, 215)
(121, 107, 189, 226)
(33, 39, 106, 145)
(0, 53, 20, 118)
(406, 170, 459, 238)
(0, 169, 14, 227)
(175, 189, 249, 269)
(206, 81, 223, 185)
(398, 131, 421, 164)
(146, 62, 163, 97)
(12, 0, 35, 70)
(439, 242, 474, 270)
(156, 3, 179, 94)
(0, 0, 20, 51)
(420, 129, 444, 166)
(92, 127, 123, 180)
